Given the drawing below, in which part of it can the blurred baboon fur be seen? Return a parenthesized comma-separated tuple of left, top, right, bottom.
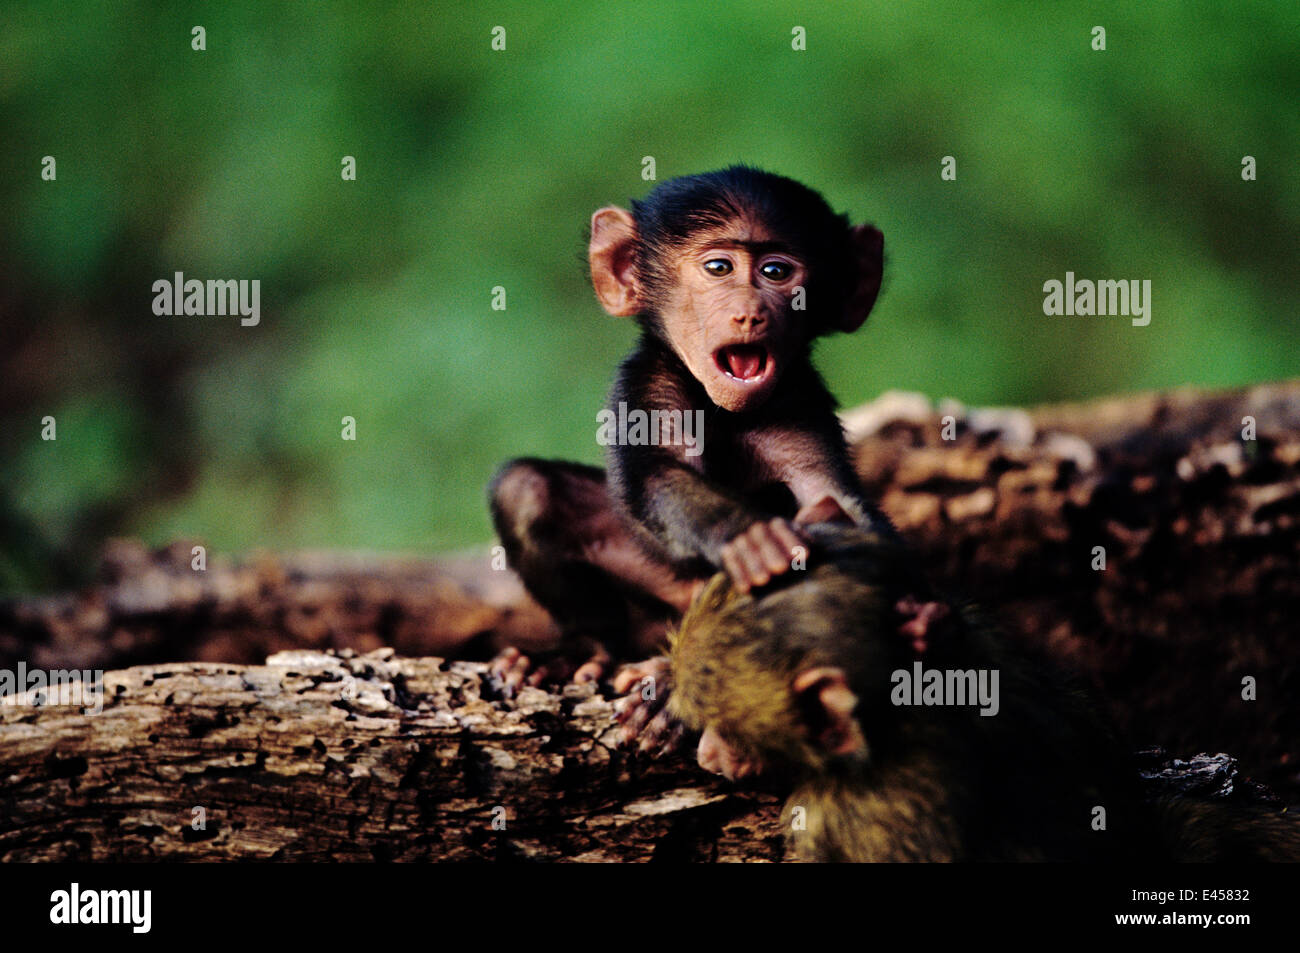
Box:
(669, 523, 1300, 862)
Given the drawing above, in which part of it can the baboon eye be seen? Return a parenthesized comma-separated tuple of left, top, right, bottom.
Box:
(760, 261, 793, 281)
(703, 259, 732, 277)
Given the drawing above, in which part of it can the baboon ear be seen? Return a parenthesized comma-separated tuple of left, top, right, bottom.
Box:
(792, 666, 865, 756)
(835, 224, 884, 333)
(589, 206, 641, 317)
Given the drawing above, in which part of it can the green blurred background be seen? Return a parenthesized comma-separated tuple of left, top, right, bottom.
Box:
(1, 1, 1296, 594)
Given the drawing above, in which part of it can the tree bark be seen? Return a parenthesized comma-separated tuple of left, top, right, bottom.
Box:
(0, 649, 1276, 861)
(843, 381, 1300, 796)
(1, 379, 1297, 860)
(0, 649, 781, 861)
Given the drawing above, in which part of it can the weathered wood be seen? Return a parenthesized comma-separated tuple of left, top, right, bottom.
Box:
(0, 649, 782, 861)
(0, 544, 561, 675)
(0, 378, 1297, 861)
(0, 648, 1275, 862)
(844, 382, 1300, 795)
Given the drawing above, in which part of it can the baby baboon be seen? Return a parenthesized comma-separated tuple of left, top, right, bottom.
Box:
(669, 522, 1299, 862)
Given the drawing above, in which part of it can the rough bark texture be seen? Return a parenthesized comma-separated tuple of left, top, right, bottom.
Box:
(0, 379, 1297, 860)
(0, 650, 782, 861)
(0, 648, 1275, 862)
(843, 381, 1300, 797)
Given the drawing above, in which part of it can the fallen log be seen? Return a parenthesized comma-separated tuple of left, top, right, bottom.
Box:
(1, 379, 1297, 812)
(0, 648, 1277, 861)
(0, 649, 780, 861)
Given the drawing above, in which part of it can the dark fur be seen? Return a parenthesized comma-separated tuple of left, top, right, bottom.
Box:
(670, 524, 1300, 862)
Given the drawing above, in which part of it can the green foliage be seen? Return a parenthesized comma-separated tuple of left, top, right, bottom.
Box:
(1, 1, 1296, 592)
